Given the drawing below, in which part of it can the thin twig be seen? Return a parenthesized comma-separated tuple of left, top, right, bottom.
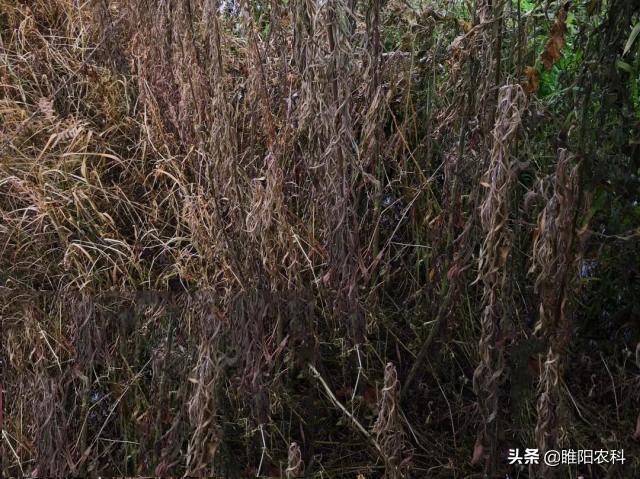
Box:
(308, 364, 383, 458)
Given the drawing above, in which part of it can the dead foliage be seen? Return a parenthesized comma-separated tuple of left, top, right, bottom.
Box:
(473, 84, 527, 471)
(540, 5, 568, 70)
(1, 0, 639, 476)
(530, 149, 580, 477)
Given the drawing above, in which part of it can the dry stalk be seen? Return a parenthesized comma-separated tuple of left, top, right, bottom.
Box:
(309, 364, 384, 458)
(530, 148, 580, 478)
(472, 84, 526, 471)
(373, 362, 411, 478)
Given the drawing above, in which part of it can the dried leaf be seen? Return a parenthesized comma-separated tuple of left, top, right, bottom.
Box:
(523, 66, 540, 94)
(540, 7, 568, 69)
(471, 437, 484, 465)
(447, 263, 461, 281)
(428, 268, 436, 282)
(459, 19, 472, 33)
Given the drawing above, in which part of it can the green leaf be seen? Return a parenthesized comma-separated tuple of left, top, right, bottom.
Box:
(616, 59, 632, 73)
(623, 23, 640, 56)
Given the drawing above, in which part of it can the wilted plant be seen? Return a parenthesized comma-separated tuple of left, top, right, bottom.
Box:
(285, 441, 304, 478)
(473, 84, 526, 472)
(530, 148, 580, 478)
(1, 0, 638, 476)
(373, 362, 411, 478)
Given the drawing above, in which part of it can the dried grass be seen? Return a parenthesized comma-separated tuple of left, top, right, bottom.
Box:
(1, 0, 638, 476)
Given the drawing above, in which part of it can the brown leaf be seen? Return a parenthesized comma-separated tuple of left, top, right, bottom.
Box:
(428, 268, 436, 282)
(523, 66, 540, 94)
(471, 437, 484, 465)
(634, 412, 640, 440)
(540, 7, 568, 69)
(459, 19, 472, 33)
(154, 460, 169, 476)
(447, 263, 461, 281)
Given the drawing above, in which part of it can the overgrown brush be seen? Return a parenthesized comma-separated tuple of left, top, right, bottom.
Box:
(1, 0, 639, 477)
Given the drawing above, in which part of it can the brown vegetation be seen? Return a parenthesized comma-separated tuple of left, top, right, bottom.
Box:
(1, 0, 639, 477)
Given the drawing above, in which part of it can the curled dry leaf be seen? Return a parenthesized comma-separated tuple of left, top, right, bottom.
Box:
(286, 442, 304, 478)
(471, 437, 484, 465)
(540, 7, 568, 69)
(523, 66, 540, 94)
